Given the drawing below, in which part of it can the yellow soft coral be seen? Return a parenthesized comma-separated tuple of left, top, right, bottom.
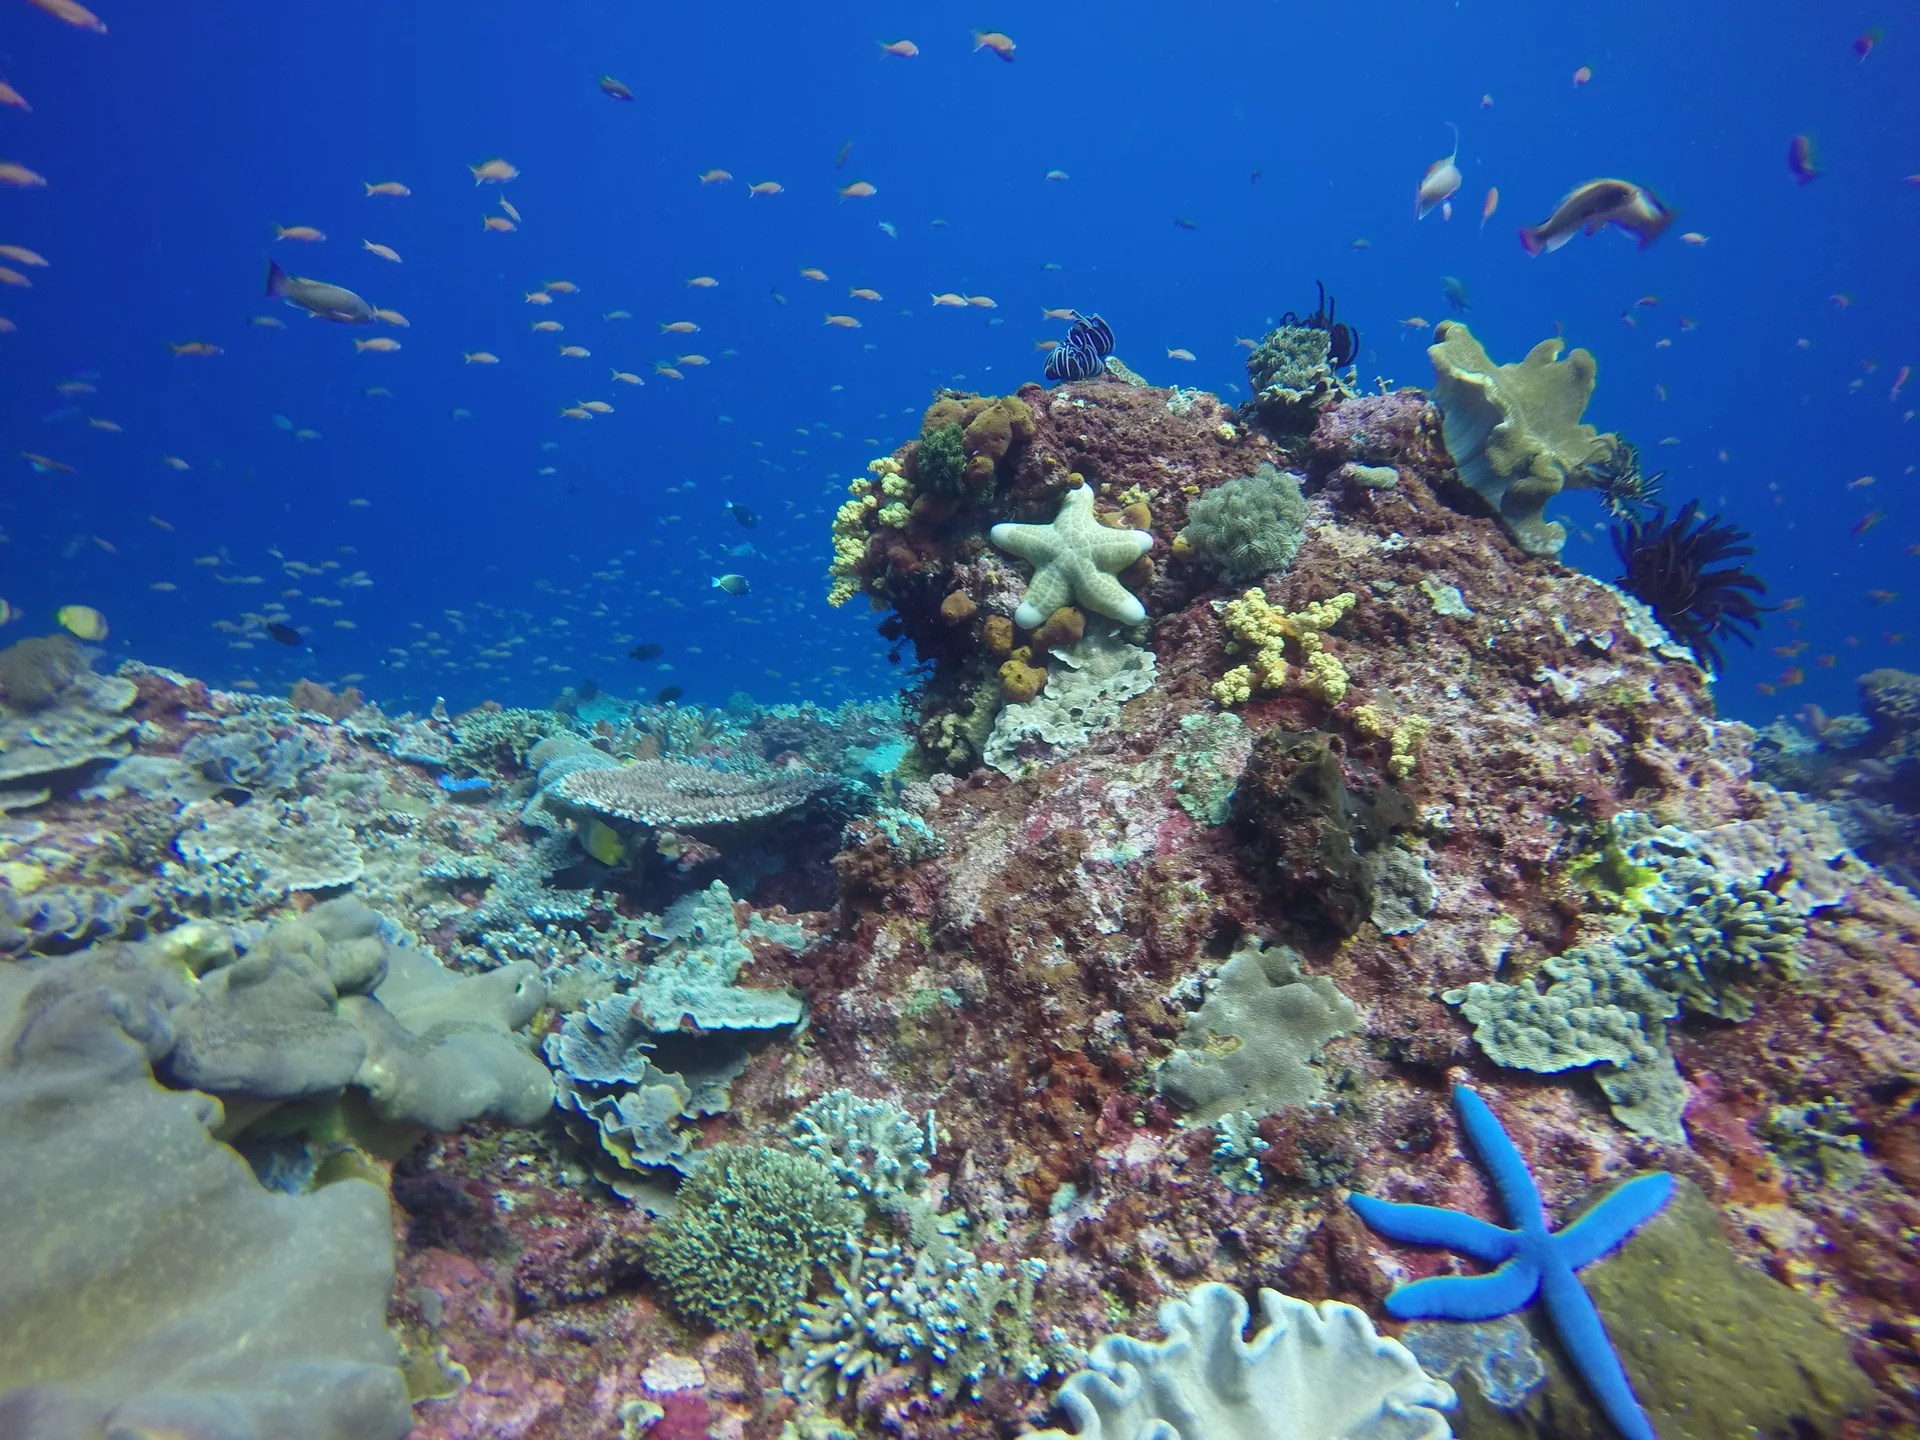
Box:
(1210, 665, 1254, 706)
(1212, 588, 1356, 706)
(1302, 649, 1349, 704)
(827, 490, 880, 607)
(1388, 715, 1433, 779)
(1352, 704, 1432, 778)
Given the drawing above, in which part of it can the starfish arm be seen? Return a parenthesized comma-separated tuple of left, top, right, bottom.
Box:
(1016, 567, 1072, 626)
(1454, 1085, 1550, 1233)
(988, 522, 1050, 563)
(1554, 1172, 1674, 1272)
(1538, 1261, 1660, 1440)
(1076, 571, 1147, 624)
(1348, 1193, 1521, 1264)
(1384, 1258, 1542, 1322)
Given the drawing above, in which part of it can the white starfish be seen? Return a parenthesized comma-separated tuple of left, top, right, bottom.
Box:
(990, 484, 1154, 628)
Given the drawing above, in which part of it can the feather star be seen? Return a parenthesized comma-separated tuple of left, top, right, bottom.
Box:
(989, 483, 1154, 628)
(1348, 1085, 1673, 1440)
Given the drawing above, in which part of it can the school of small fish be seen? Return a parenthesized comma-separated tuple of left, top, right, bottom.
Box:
(0, 9, 1910, 706)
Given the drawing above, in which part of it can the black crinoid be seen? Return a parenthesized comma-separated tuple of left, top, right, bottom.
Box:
(1612, 501, 1770, 672)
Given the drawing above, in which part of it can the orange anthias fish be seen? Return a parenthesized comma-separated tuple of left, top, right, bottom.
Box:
(1518, 179, 1673, 255)
(879, 40, 918, 58)
(838, 180, 876, 199)
(1415, 123, 1460, 220)
(1479, 186, 1498, 230)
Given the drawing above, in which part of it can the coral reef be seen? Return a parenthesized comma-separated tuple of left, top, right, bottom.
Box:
(1247, 323, 1358, 436)
(646, 1144, 861, 1334)
(3, 349, 1916, 1440)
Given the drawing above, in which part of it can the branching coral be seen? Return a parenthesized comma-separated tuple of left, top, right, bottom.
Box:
(646, 1144, 861, 1335)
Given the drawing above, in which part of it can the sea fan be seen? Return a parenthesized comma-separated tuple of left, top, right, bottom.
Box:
(1612, 501, 1768, 672)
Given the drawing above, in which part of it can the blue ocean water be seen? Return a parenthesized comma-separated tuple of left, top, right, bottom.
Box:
(1, 1, 1913, 719)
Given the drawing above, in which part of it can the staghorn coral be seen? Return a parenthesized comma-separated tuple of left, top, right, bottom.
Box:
(547, 757, 826, 829)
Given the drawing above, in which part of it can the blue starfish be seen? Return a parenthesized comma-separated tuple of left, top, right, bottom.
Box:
(1348, 1085, 1673, 1440)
